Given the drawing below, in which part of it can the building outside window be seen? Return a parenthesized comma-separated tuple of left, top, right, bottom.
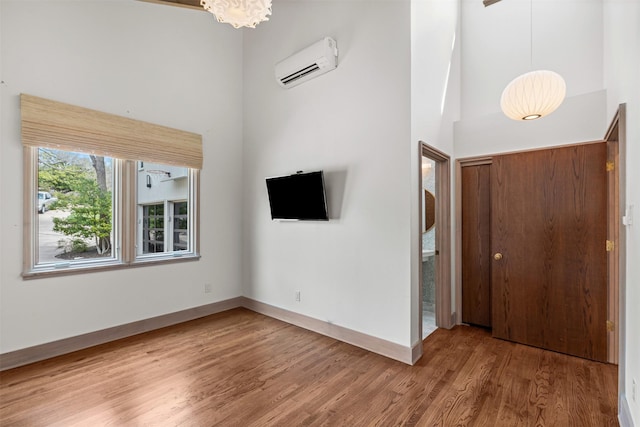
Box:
(136, 162, 190, 258)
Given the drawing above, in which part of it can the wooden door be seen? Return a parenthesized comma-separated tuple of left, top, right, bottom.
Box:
(461, 164, 492, 328)
(491, 143, 608, 362)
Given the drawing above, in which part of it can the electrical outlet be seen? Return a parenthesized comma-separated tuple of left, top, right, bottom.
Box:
(204, 283, 212, 294)
(295, 290, 301, 302)
(633, 378, 637, 403)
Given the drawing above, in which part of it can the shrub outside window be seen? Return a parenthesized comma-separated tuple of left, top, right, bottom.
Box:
(35, 148, 116, 267)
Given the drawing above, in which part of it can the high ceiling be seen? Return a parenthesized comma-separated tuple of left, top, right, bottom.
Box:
(146, 0, 502, 12)
(142, 0, 204, 12)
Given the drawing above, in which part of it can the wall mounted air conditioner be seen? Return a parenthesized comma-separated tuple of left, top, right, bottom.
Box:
(275, 37, 338, 88)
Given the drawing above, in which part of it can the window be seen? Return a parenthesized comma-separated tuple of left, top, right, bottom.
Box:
(136, 162, 191, 258)
(21, 94, 202, 278)
(35, 148, 116, 266)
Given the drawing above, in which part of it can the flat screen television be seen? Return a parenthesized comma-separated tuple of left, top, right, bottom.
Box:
(266, 171, 329, 221)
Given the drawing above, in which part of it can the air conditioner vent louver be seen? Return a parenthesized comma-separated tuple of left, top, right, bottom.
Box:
(280, 64, 321, 86)
(275, 37, 338, 89)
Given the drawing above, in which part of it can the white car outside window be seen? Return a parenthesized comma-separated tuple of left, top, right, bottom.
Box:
(37, 191, 57, 213)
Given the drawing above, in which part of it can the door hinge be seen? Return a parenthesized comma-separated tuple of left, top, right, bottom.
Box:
(606, 240, 615, 252)
(606, 161, 615, 172)
(606, 320, 615, 332)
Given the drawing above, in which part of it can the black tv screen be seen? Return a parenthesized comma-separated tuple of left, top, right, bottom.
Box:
(266, 171, 329, 221)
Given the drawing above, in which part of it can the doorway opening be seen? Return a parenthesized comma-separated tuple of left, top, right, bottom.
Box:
(421, 155, 437, 338)
(419, 142, 453, 341)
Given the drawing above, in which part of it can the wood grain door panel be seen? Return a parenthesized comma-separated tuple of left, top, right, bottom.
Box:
(461, 164, 492, 328)
(491, 144, 607, 362)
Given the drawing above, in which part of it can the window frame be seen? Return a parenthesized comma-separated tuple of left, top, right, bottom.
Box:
(22, 150, 200, 279)
(137, 199, 191, 256)
(20, 94, 202, 279)
(171, 200, 189, 252)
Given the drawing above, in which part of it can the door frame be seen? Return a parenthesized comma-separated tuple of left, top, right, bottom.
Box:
(419, 142, 453, 338)
(605, 111, 621, 365)
(604, 105, 627, 408)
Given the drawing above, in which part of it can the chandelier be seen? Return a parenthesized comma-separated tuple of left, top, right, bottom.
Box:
(200, 0, 272, 29)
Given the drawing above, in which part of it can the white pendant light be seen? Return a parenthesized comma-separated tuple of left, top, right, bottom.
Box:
(500, 0, 566, 121)
(200, 0, 272, 29)
(501, 70, 566, 120)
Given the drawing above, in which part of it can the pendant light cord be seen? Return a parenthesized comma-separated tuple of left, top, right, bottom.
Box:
(530, 0, 533, 69)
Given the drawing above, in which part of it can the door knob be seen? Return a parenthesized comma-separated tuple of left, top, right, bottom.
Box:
(494, 253, 503, 260)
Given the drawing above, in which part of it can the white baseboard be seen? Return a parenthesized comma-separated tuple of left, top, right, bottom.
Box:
(411, 339, 423, 364)
(0, 297, 244, 371)
(619, 393, 634, 427)
(240, 297, 415, 365)
(1, 296, 417, 370)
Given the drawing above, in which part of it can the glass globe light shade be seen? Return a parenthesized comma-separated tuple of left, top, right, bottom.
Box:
(201, 0, 272, 29)
(500, 70, 566, 121)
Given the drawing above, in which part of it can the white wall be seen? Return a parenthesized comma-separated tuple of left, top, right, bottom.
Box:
(455, 90, 608, 158)
(0, 0, 244, 353)
(0, 0, 4, 342)
(411, 0, 460, 343)
(456, 0, 607, 154)
(603, 1, 640, 424)
(242, 1, 413, 347)
(460, 0, 603, 120)
(411, 0, 460, 152)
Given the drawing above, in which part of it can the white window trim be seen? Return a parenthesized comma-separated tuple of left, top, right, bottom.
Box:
(166, 199, 190, 254)
(22, 150, 200, 279)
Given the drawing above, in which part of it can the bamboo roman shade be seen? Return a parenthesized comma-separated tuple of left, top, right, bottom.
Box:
(21, 94, 203, 169)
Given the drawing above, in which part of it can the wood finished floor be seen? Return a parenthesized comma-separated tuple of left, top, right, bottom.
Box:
(0, 308, 618, 426)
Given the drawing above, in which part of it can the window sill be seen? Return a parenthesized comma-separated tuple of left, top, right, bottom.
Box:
(160, 175, 187, 182)
(22, 254, 201, 280)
